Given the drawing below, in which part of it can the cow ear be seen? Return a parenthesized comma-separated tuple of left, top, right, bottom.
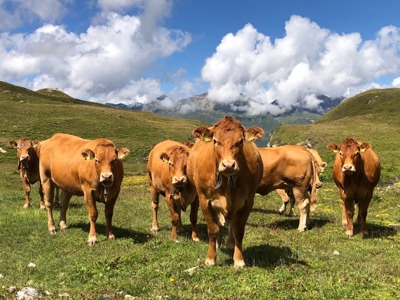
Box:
(327, 143, 339, 153)
(160, 153, 170, 163)
(9, 141, 17, 148)
(118, 147, 130, 159)
(192, 127, 213, 142)
(32, 141, 40, 148)
(359, 142, 370, 153)
(81, 149, 95, 160)
(246, 126, 264, 142)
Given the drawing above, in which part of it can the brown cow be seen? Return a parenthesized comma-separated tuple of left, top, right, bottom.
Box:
(187, 116, 264, 268)
(277, 147, 327, 216)
(9, 138, 60, 208)
(327, 138, 381, 238)
(257, 145, 318, 232)
(147, 140, 199, 242)
(39, 133, 129, 245)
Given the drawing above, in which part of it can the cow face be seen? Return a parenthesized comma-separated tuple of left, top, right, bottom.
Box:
(193, 116, 264, 177)
(160, 146, 189, 192)
(82, 143, 129, 187)
(9, 138, 39, 169)
(327, 138, 370, 174)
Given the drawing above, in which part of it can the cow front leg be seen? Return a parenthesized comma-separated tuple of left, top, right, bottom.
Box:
(42, 178, 56, 234)
(200, 197, 219, 266)
(38, 183, 45, 210)
(344, 199, 355, 237)
(165, 193, 180, 242)
(105, 199, 117, 240)
(357, 196, 372, 238)
(85, 193, 98, 246)
(21, 174, 31, 209)
(150, 187, 160, 233)
(190, 197, 199, 242)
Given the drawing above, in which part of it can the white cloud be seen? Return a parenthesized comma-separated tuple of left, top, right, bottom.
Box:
(0, 0, 67, 30)
(0, 6, 191, 103)
(201, 16, 400, 115)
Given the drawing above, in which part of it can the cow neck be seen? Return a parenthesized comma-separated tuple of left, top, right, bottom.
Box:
(100, 186, 109, 203)
(214, 172, 236, 189)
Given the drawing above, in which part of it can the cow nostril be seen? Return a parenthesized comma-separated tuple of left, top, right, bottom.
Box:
(222, 161, 235, 169)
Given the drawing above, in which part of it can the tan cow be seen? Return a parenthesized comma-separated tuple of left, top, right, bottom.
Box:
(277, 147, 327, 216)
(147, 140, 199, 242)
(257, 145, 318, 232)
(9, 138, 44, 209)
(187, 116, 264, 268)
(327, 138, 381, 238)
(39, 133, 129, 245)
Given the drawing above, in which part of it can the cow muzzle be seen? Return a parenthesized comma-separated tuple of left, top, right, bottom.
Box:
(342, 164, 356, 174)
(100, 173, 114, 187)
(172, 175, 187, 191)
(218, 160, 238, 176)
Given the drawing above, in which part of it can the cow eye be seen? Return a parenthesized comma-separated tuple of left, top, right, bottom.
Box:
(339, 151, 343, 157)
(95, 158, 100, 164)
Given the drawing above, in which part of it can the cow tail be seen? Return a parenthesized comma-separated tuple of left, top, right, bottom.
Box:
(310, 154, 318, 212)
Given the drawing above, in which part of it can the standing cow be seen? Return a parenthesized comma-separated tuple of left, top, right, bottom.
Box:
(327, 138, 381, 238)
(39, 133, 129, 245)
(9, 138, 44, 209)
(147, 140, 199, 242)
(276, 147, 327, 217)
(187, 116, 264, 268)
(257, 145, 318, 232)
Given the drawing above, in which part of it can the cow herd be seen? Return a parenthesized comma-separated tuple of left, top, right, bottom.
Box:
(8, 116, 381, 268)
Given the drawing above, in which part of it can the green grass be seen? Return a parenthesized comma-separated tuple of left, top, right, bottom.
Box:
(1, 82, 399, 299)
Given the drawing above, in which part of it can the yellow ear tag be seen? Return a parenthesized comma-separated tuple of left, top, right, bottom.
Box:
(203, 137, 212, 142)
(360, 148, 366, 153)
(332, 149, 338, 153)
(86, 156, 91, 161)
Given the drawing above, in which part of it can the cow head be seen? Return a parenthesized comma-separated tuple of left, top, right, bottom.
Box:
(327, 138, 370, 174)
(81, 143, 129, 187)
(160, 146, 190, 192)
(9, 138, 39, 170)
(193, 116, 264, 177)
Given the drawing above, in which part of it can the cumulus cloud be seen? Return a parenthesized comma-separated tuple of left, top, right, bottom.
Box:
(202, 16, 400, 115)
(0, 0, 191, 103)
(0, 0, 67, 30)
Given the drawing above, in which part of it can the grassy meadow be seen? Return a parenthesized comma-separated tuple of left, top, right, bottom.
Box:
(0, 83, 400, 299)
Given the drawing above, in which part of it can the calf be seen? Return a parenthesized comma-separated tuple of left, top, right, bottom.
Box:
(147, 140, 199, 242)
(187, 116, 264, 268)
(327, 138, 381, 238)
(39, 133, 129, 245)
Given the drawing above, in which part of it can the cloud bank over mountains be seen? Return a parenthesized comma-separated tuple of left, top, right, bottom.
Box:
(1, 1, 400, 115)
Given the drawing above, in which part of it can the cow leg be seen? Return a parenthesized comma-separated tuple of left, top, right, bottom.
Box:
(150, 187, 160, 233)
(59, 191, 72, 230)
(190, 197, 199, 242)
(357, 196, 372, 238)
(200, 195, 219, 266)
(339, 194, 348, 227)
(286, 189, 296, 217)
(38, 182, 45, 210)
(105, 198, 117, 240)
(20, 174, 31, 209)
(231, 196, 254, 269)
(84, 192, 98, 246)
(276, 189, 289, 215)
(165, 192, 181, 242)
(42, 178, 56, 234)
(343, 199, 355, 237)
(54, 186, 60, 209)
(294, 188, 310, 232)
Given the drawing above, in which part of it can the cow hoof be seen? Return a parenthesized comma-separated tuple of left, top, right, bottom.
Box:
(345, 230, 354, 238)
(205, 258, 216, 266)
(108, 234, 116, 241)
(23, 204, 30, 209)
(192, 236, 200, 242)
(48, 227, 56, 235)
(297, 226, 307, 233)
(151, 226, 159, 234)
(361, 232, 369, 239)
(234, 260, 246, 269)
(59, 221, 68, 230)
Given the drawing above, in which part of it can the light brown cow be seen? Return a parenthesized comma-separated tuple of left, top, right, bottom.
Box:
(9, 138, 60, 209)
(147, 140, 199, 242)
(277, 147, 327, 216)
(39, 133, 129, 245)
(327, 138, 381, 238)
(257, 145, 318, 232)
(187, 116, 264, 268)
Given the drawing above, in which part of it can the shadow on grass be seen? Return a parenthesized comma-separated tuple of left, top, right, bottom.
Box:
(220, 244, 308, 268)
(71, 221, 153, 244)
(345, 222, 397, 239)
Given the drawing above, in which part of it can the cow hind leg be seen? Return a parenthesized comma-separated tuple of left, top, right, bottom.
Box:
(59, 191, 72, 230)
(84, 194, 99, 246)
(38, 183, 45, 210)
(294, 188, 310, 232)
(190, 198, 200, 242)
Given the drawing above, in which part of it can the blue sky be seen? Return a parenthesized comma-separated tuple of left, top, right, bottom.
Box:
(1, 0, 400, 115)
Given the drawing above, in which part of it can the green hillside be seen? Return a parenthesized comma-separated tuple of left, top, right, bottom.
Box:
(270, 88, 400, 183)
(0, 81, 206, 175)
